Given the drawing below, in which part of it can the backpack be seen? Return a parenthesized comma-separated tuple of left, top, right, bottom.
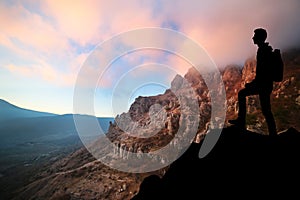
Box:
(271, 49, 284, 82)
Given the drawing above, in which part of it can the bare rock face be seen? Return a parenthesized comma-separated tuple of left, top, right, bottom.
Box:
(241, 57, 256, 86)
(222, 65, 242, 88)
(111, 53, 299, 146)
(296, 96, 300, 106)
(171, 74, 185, 91)
(221, 65, 243, 120)
(110, 71, 210, 155)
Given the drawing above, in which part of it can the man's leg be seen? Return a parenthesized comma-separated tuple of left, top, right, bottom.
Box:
(229, 86, 258, 127)
(259, 92, 277, 137)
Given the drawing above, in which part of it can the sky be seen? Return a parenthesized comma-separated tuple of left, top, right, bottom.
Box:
(1, 0, 300, 117)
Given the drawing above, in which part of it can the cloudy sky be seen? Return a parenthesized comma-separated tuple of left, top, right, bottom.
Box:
(1, 0, 300, 117)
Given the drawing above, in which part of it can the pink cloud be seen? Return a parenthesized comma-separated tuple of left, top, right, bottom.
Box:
(42, 0, 102, 45)
(0, 3, 69, 55)
(153, 0, 300, 68)
(42, 0, 159, 46)
(4, 63, 74, 86)
(5, 63, 55, 81)
(1, 0, 300, 89)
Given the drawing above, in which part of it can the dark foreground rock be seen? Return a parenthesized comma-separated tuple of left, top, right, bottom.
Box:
(132, 127, 300, 200)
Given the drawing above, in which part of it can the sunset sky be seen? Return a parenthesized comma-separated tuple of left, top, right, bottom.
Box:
(1, 0, 300, 117)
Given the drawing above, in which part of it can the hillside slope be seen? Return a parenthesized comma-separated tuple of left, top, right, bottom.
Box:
(0, 101, 113, 199)
(0, 99, 56, 121)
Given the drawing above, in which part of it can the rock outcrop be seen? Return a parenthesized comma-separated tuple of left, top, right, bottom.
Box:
(110, 53, 299, 142)
(131, 127, 300, 200)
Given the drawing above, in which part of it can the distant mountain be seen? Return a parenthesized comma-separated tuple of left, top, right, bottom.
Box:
(0, 100, 114, 148)
(0, 100, 114, 199)
(0, 114, 113, 148)
(0, 99, 56, 121)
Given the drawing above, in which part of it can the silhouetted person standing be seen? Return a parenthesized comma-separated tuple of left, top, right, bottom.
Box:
(229, 28, 277, 137)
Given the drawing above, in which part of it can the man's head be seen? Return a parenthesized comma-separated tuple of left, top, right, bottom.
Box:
(252, 28, 267, 45)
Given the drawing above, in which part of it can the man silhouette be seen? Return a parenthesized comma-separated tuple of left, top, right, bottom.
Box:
(229, 28, 277, 137)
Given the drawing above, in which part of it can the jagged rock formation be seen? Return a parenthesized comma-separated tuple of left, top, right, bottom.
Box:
(111, 50, 299, 144)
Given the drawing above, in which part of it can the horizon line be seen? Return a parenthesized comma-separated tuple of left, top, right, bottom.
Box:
(0, 98, 115, 118)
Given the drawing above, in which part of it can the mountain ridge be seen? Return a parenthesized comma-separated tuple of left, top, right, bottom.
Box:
(0, 99, 56, 121)
(0, 100, 114, 199)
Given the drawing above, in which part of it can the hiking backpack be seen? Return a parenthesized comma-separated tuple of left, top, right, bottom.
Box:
(271, 49, 284, 82)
